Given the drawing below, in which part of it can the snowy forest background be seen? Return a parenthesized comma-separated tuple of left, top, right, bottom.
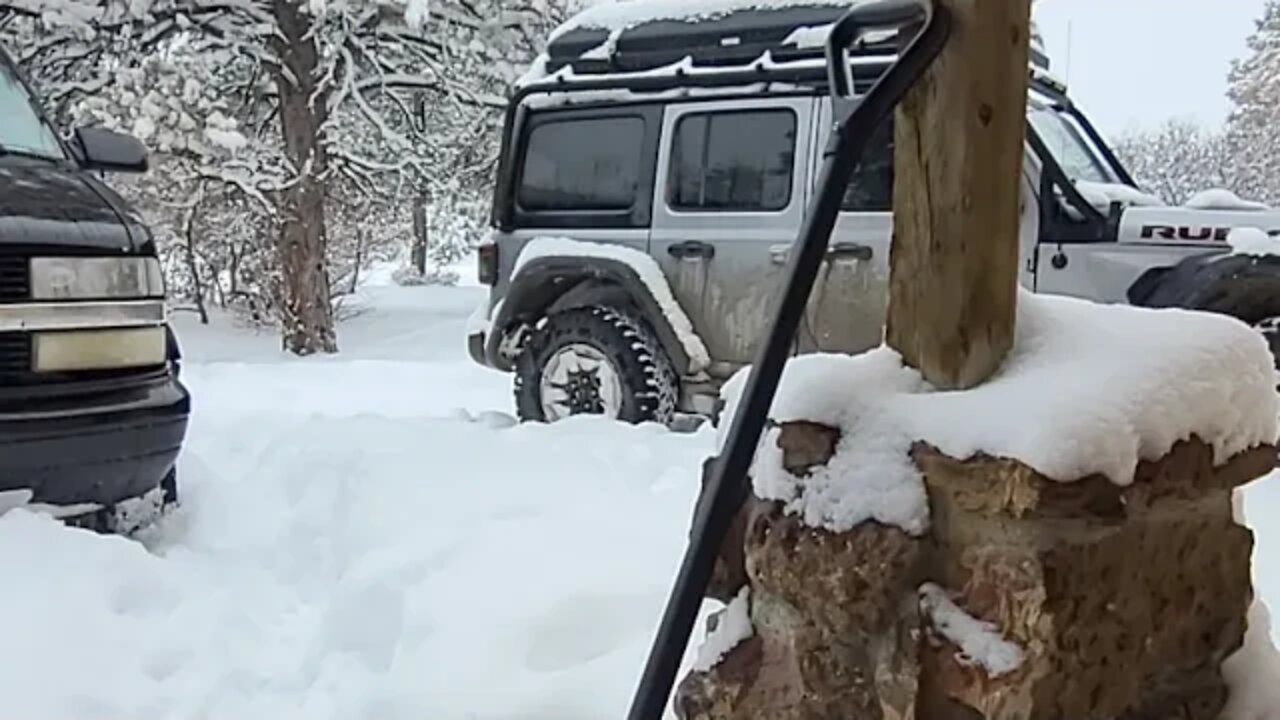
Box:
(1114, 1, 1280, 211)
(0, 0, 1277, 356)
(0, 0, 576, 354)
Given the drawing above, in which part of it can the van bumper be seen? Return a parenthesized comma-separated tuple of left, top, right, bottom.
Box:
(0, 369, 191, 511)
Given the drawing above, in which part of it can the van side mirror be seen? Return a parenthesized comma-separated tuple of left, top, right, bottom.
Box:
(72, 127, 149, 173)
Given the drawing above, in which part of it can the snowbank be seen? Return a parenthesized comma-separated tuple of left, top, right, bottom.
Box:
(720, 290, 1279, 535)
(0, 414, 714, 720)
(1222, 598, 1280, 720)
(1223, 488, 1280, 720)
(0, 282, 721, 720)
(513, 237, 711, 373)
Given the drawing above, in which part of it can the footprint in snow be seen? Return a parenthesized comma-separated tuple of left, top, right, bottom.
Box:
(523, 592, 652, 673)
(449, 408, 518, 429)
(141, 644, 192, 682)
(474, 410, 518, 429)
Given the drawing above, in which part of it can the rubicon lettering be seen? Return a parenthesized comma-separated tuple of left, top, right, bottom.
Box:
(1140, 225, 1280, 241)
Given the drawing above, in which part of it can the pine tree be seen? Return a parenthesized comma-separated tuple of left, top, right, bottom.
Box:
(1225, 0, 1280, 205)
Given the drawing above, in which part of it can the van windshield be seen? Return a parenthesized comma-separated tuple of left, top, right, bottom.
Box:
(1027, 105, 1117, 185)
(0, 58, 66, 160)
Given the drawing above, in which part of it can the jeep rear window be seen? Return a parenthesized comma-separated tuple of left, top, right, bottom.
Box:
(0, 59, 65, 160)
(518, 115, 645, 212)
(668, 109, 796, 212)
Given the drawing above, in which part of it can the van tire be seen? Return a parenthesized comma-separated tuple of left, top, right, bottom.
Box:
(515, 306, 678, 425)
(161, 466, 179, 506)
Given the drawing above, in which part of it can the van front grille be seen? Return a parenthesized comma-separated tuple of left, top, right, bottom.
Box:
(0, 256, 30, 303)
(0, 331, 31, 381)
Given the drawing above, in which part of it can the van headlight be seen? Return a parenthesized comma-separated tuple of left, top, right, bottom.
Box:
(29, 257, 165, 300)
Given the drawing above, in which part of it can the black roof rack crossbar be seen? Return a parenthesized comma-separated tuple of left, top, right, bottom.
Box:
(516, 56, 888, 101)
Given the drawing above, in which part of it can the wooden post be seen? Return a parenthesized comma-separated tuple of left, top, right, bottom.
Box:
(886, 0, 1033, 390)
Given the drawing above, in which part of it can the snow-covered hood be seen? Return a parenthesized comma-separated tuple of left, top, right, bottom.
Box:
(1074, 183, 1280, 245)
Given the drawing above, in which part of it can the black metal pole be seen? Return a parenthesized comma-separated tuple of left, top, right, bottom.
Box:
(622, 3, 950, 719)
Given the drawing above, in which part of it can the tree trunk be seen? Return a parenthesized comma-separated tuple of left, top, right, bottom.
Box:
(272, 0, 336, 355)
(411, 187, 431, 275)
(350, 226, 365, 294)
(885, 0, 1032, 390)
(182, 188, 209, 325)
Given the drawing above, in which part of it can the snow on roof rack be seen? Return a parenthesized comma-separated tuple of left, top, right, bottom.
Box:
(548, 0, 855, 42)
(515, 50, 1063, 112)
(528, 0, 1053, 91)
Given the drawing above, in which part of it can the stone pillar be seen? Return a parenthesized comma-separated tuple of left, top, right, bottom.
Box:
(675, 422, 1276, 720)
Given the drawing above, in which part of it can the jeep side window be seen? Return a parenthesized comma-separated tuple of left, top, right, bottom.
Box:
(668, 109, 796, 212)
(518, 115, 645, 211)
(841, 117, 894, 212)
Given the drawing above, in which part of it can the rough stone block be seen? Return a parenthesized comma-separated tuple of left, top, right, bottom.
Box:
(675, 421, 1276, 720)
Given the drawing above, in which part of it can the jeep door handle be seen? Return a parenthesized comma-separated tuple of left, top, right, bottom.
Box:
(826, 242, 874, 261)
(667, 241, 716, 260)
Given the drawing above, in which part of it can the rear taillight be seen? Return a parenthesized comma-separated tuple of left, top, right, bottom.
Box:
(477, 241, 499, 286)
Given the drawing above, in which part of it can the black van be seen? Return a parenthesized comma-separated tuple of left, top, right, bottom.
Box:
(0, 46, 189, 533)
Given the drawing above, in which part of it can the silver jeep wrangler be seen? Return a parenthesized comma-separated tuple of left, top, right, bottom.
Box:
(468, 1, 1280, 426)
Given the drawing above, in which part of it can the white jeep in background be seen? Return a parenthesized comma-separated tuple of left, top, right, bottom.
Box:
(467, 0, 1280, 426)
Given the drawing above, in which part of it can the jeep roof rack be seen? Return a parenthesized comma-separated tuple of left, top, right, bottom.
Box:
(537, 0, 1051, 85)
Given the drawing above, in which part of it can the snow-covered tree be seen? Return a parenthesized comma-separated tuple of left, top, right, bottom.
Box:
(0, 0, 543, 355)
(1225, 0, 1280, 205)
(1113, 119, 1236, 205)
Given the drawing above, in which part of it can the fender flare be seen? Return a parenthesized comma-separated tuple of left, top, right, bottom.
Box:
(483, 254, 709, 376)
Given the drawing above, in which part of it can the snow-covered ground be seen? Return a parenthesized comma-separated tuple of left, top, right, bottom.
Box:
(0, 262, 1279, 718)
(0, 262, 718, 720)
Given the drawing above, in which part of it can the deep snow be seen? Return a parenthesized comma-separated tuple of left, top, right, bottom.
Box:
(0, 266, 719, 720)
(0, 264, 1279, 717)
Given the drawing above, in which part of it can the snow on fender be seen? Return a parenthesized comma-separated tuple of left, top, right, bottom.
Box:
(1185, 188, 1271, 212)
(1229, 227, 1280, 258)
(511, 236, 712, 374)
